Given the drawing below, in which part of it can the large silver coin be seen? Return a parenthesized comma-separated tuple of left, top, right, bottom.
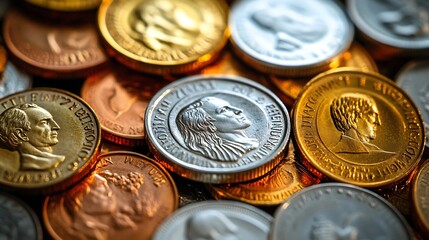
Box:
(270, 183, 413, 240)
(0, 191, 43, 240)
(229, 0, 354, 77)
(348, 0, 429, 55)
(153, 200, 272, 240)
(145, 75, 290, 183)
(0, 62, 32, 98)
(396, 61, 429, 148)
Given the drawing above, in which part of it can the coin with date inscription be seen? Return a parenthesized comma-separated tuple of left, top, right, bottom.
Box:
(0, 88, 101, 194)
(145, 75, 290, 183)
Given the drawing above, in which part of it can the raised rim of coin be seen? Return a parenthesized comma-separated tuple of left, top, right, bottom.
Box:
(145, 74, 290, 183)
(293, 67, 425, 188)
(411, 159, 429, 235)
(153, 200, 272, 240)
(270, 183, 413, 240)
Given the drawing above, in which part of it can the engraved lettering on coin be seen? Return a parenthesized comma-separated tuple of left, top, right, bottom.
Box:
(63, 168, 159, 239)
(419, 83, 429, 143)
(177, 96, 259, 162)
(330, 93, 395, 155)
(0, 103, 65, 170)
(129, 1, 200, 51)
(378, 0, 429, 37)
(47, 31, 92, 54)
(252, 4, 326, 51)
(186, 210, 239, 240)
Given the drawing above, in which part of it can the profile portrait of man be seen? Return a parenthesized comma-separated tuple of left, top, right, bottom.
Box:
(186, 210, 239, 240)
(177, 96, 259, 162)
(330, 93, 394, 154)
(0, 103, 65, 170)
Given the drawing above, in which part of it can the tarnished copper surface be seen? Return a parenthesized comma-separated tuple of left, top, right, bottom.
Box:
(0, 45, 7, 78)
(82, 68, 168, 146)
(3, 8, 107, 79)
(43, 151, 178, 240)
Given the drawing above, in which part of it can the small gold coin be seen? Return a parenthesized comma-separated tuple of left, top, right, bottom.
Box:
(98, 0, 229, 75)
(293, 68, 425, 188)
(412, 159, 429, 236)
(0, 88, 101, 194)
(25, 0, 101, 11)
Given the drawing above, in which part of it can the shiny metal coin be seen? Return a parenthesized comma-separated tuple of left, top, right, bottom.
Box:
(270, 183, 413, 240)
(153, 200, 272, 240)
(229, 0, 354, 77)
(145, 75, 290, 183)
(0, 62, 32, 98)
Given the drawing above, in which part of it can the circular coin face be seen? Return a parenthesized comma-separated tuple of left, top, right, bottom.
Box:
(44, 151, 178, 240)
(396, 61, 429, 148)
(145, 75, 290, 183)
(82, 68, 168, 146)
(153, 200, 272, 240)
(3, 9, 108, 79)
(270, 183, 413, 240)
(293, 68, 425, 188)
(98, 0, 229, 75)
(0, 191, 43, 240)
(0, 88, 101, 194)
(412, 160, 429, 235)
(347, 0, 429, 51)
(229, 0, 353, 77)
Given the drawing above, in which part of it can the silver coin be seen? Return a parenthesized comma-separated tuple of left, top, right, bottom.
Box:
(396, 61, 429, 148)
(229, 0, 354, 77)
(145, 75, 290, 183)
(0, 62, 32, 98)
(153, 200, 272, 240)
(0, 192, 43, 240)
(270, 183, 413, 240)
(347, 0, 429, 51)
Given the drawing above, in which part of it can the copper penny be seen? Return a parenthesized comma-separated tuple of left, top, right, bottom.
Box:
(43, 151, 178, 240)
(3, 8, 108, 79)
(81, 68, 168, 146)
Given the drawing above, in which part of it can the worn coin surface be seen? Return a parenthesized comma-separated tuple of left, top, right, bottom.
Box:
(293, 68, 425, 188)
(229, 0, 353, 77)
(207, 139, 320, 206)
(396, 61, 429, 148)
(145, 75, 290, 183)
(44, 151, 178, 240)
(82, 68, 168, 146)
(411, 160, 429, 236)
(98, 0, 229, 75)
(3, 8, 108, 79)
(153, 200, 272, 240)
(0, 191, 43, 240)
(0, 88, 101, 194)
(270, 183, 413, 240)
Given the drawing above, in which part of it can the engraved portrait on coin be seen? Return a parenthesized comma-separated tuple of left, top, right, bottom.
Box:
(0, 103, 65, 170)
(177, 96, 259, 161)
(330, 93, 395, 155)
(186, 210, 239, 240)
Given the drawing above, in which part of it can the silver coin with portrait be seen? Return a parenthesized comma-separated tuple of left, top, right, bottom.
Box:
(145, 75, 290, 183)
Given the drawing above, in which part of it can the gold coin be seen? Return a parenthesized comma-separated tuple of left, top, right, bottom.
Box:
(412, 159, 429, 236)
(270, 42, 378, 106)
(207, 139, 320, 206)
(293, 68, 425, 188)
(98, 0, 229, 75)
(0, 88, 101, 194)
(25, 0, 101, 11)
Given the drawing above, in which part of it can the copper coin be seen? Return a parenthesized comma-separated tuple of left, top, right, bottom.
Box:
(3, 8, 108, 79)
(43, 151, 178, 240)
(81, 68, 168, 146)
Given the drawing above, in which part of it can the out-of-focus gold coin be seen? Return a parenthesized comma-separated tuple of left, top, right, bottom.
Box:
(98, 0, 229, 75)
(412, 159, 429, 236)
(293, 68, 425, 188)
(0, 88, 101, 194)
(270, 42, 378, 106)
(25, 0, 101, 11)
(207, 139, 320, 206)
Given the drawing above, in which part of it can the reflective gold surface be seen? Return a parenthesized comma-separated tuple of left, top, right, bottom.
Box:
(293, 68, 425, 188)
(98, 0, 229, 74)
(412, 159, 429, 236)
(25, 0, 101, 11)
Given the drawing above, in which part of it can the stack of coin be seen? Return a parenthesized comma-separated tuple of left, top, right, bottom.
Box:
(0, 0, 428, 239)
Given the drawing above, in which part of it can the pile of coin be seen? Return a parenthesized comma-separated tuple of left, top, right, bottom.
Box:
(0, 0, 428, 239)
